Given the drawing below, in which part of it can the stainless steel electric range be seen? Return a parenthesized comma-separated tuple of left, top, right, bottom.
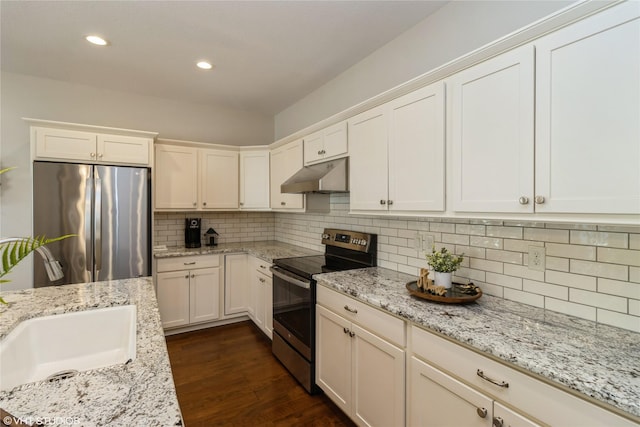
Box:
(270, 228, 377, 393)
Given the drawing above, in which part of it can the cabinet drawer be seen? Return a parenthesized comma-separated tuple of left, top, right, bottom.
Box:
(317, 285, 405, 347)
(157, 255, 220, 272)
(411, 325, 637, 427)
(250, 256, 272, 277)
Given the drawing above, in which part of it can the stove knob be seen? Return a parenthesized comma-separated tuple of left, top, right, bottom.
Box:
(361, 239, 367, 246)
(322, 234, 330, 240)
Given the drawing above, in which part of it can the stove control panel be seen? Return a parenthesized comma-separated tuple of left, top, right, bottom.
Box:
(322, 228, 376, 253)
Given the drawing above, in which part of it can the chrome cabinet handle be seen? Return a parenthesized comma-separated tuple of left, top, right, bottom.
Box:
(343, 327, 349, 334)
(239, 202, 244, 206)
(184, 275, 189, 279)
(193, 202, 197, 206)
(476, 408, 487, 418)
(518, 196, 529, 205)
(259, 277, 265, 283)
(203, 202, 207, 206)
(380, 199, 386, 205)
(388, 200, 393, 205)
(191, 274, 195, 278)
(344, 305, 358, 314)
(535, 195, 545, 204)
(184, 262, 196, 265)
(259, 265, 267, 269)
(477, 369, 509, 388)
(90, 152, 96, 158)
(317, 150, 323, 155)
(98, 153, 103, 158)
(280, 201, 286, 206)
(493, 417, 504, 427)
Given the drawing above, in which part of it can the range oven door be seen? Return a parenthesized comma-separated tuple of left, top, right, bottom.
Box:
(270, 266, 313, 361)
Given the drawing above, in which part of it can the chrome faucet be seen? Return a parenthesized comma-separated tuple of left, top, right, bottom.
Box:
(0, 237, 65, 282)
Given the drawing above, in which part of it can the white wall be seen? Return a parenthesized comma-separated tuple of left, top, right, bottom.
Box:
(275, 0, 572, 138)
(0, 71, 273, 289)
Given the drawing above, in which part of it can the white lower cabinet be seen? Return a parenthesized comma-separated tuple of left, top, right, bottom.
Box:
(316, 287, 406, 427)
(248, 256, 273, 338)
(410, 325, 637, 427)
(224, 253, 249, 316)
(156, 255, 221, 329)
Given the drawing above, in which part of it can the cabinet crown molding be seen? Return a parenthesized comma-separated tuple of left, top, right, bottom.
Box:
(23, 118, 158, 138)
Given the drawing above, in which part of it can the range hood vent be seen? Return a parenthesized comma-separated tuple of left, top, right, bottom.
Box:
(281, 158, 348, 194)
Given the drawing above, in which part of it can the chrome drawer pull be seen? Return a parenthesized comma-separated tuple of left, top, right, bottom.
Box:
(183, 262, 196, 265)
(343, 305, 358, 314)
(477, 369, 509, 388)
(476, 407, 487, 418)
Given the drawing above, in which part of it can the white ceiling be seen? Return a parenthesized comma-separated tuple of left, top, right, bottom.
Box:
(1, 1, 447, 116)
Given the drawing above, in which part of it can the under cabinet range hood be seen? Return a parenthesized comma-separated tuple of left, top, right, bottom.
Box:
(281, 158, 349, 194)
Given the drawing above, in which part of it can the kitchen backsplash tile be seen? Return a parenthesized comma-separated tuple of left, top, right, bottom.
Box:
(153, 194, 640, 332)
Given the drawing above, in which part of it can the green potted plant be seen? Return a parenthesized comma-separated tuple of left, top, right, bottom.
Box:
(425, 246, 464, 289)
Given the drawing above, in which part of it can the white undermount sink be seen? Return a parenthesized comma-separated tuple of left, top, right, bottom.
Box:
(0, 305, 137, 391)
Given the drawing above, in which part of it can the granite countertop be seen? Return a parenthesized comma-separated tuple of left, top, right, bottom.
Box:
(314, 267, 640, 420)
(0, 277, 183, 426)
(154, 240, 322, 263)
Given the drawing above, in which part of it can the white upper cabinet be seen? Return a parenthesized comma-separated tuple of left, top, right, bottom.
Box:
(199, 149, 239, 210)
(239, 149, 270, 210)
(534, 1, 640, 214)
(348, 105, 389, 211)
(349, 81, 446, 213)
(34, 126, 152, 166)
(154, 144, 199, 210)
(303, 121, 348, 165)
(388, 82, 445, 212)
(270, 139, 304, 210)
(449, 44, 535, 213)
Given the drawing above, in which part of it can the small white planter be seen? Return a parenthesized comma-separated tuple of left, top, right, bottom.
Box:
(434, 271, 453, 289)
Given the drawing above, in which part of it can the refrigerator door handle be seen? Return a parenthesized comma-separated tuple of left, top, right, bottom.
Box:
(94, 174, 102, 272)
(85, 176, 93, 276)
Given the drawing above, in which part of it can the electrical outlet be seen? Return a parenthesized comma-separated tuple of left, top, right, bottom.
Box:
(421, 233, 435, 251)
(528, 246, 546, 271)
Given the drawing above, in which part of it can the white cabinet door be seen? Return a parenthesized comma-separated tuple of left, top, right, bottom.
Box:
(348, 106, 389, 211)
(493, 402, 542, 427)
(352, 324, 405, 427)
(388, 81, 445, 212)
(253, 271, 266, 331)
(264, 274, 273, 339)
(97, 134, 150, 165)
(35, 127, 96, 162)
(535, 2, 640, 214)
(189, 267, 220, 324)
(240, 150, 270, 209)
(154, 145, 198, 209)
(303, 130, 325, 164)
(224, 254, 248, 315)
(156, 271, 190, 329)
(450, 45, 535, 213)
(270, 139, 304, 209)
(316, 305, 352, 415)
(410, 356, 492, 427)
(200, 149, 239, 209)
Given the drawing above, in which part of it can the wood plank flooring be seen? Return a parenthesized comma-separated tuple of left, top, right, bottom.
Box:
(165, 321, 355, 427)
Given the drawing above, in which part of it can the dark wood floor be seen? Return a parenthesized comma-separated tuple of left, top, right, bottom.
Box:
(165, 321, 355, 427)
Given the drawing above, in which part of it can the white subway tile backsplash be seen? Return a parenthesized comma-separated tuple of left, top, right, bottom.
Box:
(524, 228, 569, 243)
(597, 247, 640, 267)
(545, 298, 596, 322)
(597, 309, 640, 333)
(545, 243, 596, 261)
(155, 197, 639, 331)
(546, 270, 596, 291)
(598, 278, 640, 299)
(486, 226, 523, 239)
(570, 289, 627, 313)
(570, 231, 628, 248)
(523, 279, 568, 300)
(570, 260, 628, 281)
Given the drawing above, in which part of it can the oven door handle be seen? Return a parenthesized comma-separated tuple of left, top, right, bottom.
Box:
(270, 266, 311, 290)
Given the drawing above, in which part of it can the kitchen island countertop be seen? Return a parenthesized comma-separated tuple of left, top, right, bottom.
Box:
(154, 240, 322, 263)
(315, 267, 640, 420)
(0, 277, 182, 426)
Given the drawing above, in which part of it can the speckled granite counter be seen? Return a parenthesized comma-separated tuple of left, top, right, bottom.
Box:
(154, 240, 321, 263)
(315, 267, 640, 420)
(0, 277, 183, 426)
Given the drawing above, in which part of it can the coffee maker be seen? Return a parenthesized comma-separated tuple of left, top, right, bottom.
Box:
(185, 218, 201, 248)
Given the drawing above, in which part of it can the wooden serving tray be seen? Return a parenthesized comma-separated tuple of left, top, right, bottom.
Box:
(406, 281, 482, 304)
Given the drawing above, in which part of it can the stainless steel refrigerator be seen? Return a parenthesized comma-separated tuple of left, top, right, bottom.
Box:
(33, 161, 150, 287)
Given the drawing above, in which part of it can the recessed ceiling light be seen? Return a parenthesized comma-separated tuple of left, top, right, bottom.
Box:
(85, 35, 109, 46)
(196, 61, 213, 70)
